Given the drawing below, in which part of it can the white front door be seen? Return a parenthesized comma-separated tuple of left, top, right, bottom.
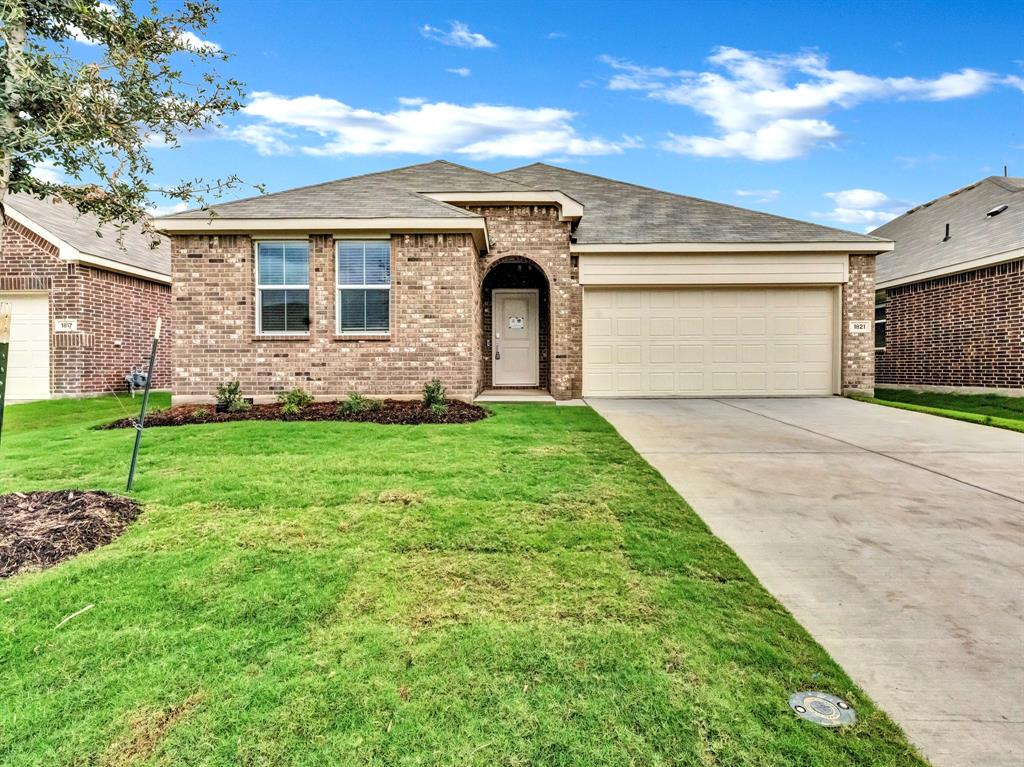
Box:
(492, 289, 539, 387)
(0, 292, 51, 402)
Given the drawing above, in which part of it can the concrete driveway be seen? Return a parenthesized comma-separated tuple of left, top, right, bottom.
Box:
(589, 397, 1024, 767)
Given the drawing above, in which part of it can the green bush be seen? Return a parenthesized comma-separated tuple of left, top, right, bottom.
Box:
(338, 392, 381, 415)
(193, 407, 209, 420)
(215, 381, 245, 410)
(228, 398, 251, 412)
(277, 388, 314, 411)
(429, 402, 448, 417)
(423, 378, 446, 409)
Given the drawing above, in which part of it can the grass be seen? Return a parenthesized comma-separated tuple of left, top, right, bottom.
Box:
(0, 395, 927, 766)
(851, 388, 1024, 433)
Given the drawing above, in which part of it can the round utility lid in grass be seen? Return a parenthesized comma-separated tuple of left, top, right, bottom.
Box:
(789, 691, 857, 727)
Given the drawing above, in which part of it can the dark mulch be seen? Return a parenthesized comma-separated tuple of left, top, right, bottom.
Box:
(0, 490, 143, 578)
(101, 399, 491, 429)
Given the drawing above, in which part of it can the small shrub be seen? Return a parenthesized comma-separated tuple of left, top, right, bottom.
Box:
(430, 402, 448, 417)
(193, 407, 209, 420)
(423, 378, 446, 409)
(338, 392, 381, 415)
(228, 398, 251, 412)
(215, 381, 245, 410)
(280, 401, 302, 418)
(277, 388, 314, 410)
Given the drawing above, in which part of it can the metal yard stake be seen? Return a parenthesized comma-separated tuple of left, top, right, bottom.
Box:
(127, 317, 161, 490)
(0, 302, 10, 448)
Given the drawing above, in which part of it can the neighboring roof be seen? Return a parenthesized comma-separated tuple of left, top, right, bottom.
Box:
(165, 160, 533, 220)
(871, 176, 1024, 287)
(5, 193, 170, 281)
(499, 163, 887, 245)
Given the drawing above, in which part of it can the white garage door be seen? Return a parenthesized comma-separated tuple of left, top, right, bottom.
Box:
(583, 286, 835, 397)
(0, 292, 50, 402)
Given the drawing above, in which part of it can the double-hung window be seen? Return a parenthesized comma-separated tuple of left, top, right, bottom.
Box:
(256, 241, 310, 334)
(874, 289, 887, 350)
(337, 240, 390, 335)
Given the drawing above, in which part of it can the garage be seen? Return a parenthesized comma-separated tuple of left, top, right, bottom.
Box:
(583, 285, 837, 397)
(0, 292, 50, 402)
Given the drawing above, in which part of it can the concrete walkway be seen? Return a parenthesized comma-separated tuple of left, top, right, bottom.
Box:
(589, 397, 1024, 767)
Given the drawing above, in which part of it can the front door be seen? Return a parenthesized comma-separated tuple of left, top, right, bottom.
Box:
(492, 289, 539, 387)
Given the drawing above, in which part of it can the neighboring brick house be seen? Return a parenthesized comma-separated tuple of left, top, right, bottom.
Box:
(156, 161, 892, 403)
(871, 176, 1023, 394)
(0, 194, 171, 402)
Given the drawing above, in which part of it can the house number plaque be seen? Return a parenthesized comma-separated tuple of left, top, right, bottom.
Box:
(508, 316, 525, 330)
(848, 320, 870, 334)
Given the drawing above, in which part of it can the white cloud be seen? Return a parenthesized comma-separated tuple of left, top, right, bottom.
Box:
(234, 92, 634, 159)
(663, 118, 839, 161)
(177, 30, 221, 53)
(1005, 75, 1024, 93)
(604, 47, 1002, 160)
(30, 160, 63, 184)
(398, 97, 426, 106)
(814, 188, 908, 230)
(146, 201, 188, 217)
(735, 188, 781, 202)
(447, 67, 472, 77)
(421, 21, 495, 49)
(547, 32, 567, 40)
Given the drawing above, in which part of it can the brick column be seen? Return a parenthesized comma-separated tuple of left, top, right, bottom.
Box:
(842, 254, 876, 396)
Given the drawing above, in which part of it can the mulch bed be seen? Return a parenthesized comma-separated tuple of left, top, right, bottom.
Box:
(0, 490, 143, 578)
(101, 399, 490, 429)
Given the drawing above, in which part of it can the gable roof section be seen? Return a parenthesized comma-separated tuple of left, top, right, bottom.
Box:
(871, 176, 1024, 287)
(166, 160, 532, 220)
(499, 163, 886, 247)
(5, 193, 170, 282)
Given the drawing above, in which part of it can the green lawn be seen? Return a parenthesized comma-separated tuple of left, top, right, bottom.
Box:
(855, 388, 1024, 433)
(0, 396, 926, 766)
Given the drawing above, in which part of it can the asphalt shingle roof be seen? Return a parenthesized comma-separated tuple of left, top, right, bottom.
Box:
(871, 176, 1024, 285)
(6, 193, 170, 277)
(499, 163, 885, 244)
(167, 160, 533, 220)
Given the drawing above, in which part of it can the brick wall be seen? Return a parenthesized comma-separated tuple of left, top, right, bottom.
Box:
(876, 260, 1023, 389)
(469, 206, 578, 398)
(0, 218, 170, 396)
(840, 255, 876, 396)
(171, 232, 481, 400)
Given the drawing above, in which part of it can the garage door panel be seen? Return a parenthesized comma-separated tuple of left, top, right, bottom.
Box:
(0, 292, 50, 402)
(584, 287, 834, 397)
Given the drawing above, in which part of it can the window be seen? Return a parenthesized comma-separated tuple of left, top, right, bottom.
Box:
(256, 241, 309, 334)
(337, 241, 390, 335)
(874, 289, 887, 350)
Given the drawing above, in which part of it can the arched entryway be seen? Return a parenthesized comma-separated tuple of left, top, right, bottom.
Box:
(481, 257, 551, 391)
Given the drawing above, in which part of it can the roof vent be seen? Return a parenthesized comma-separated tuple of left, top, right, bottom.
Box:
(942, 223, 951, 242)
(987, 204, 1008, 218)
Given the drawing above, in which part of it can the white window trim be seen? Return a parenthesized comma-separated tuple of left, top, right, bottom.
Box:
(874, 293, 887, 351)
(255, 239, 310, 336)
(336, 240, 391, 336)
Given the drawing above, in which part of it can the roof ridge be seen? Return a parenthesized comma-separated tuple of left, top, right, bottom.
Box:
(430, 159, 537, 190)
(503, 163, 887, 242)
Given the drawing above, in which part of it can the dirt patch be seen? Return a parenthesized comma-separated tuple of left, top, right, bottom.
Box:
(102, 694, 202, 766)
(101, 399, 490, 429)
(0, 490, 142, 577)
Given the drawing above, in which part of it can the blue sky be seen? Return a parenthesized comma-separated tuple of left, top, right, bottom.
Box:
(124, 0, 1023, 230)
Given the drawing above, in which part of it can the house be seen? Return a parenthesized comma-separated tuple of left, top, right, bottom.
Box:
(156, 161, 892, 403)
(0, 194, 171, 402)
(871, 176, 1023, 394)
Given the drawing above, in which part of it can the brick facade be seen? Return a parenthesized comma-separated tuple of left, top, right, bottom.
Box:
(841, 254, 876, 396)
(0, 218, 171, 396)
(470, 206, 579, 399)
(171, 232, 482, 400)
(876, 260, 1023, 390)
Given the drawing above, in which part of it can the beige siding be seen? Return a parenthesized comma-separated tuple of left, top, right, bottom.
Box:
(578, 252, 849, 286)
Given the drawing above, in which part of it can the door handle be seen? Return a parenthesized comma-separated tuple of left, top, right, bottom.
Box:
(495, 346, 501, 360)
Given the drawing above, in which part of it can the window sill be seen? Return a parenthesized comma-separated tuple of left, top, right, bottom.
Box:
(252, 334, 310, 342)
(332, 334, 391, 342)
